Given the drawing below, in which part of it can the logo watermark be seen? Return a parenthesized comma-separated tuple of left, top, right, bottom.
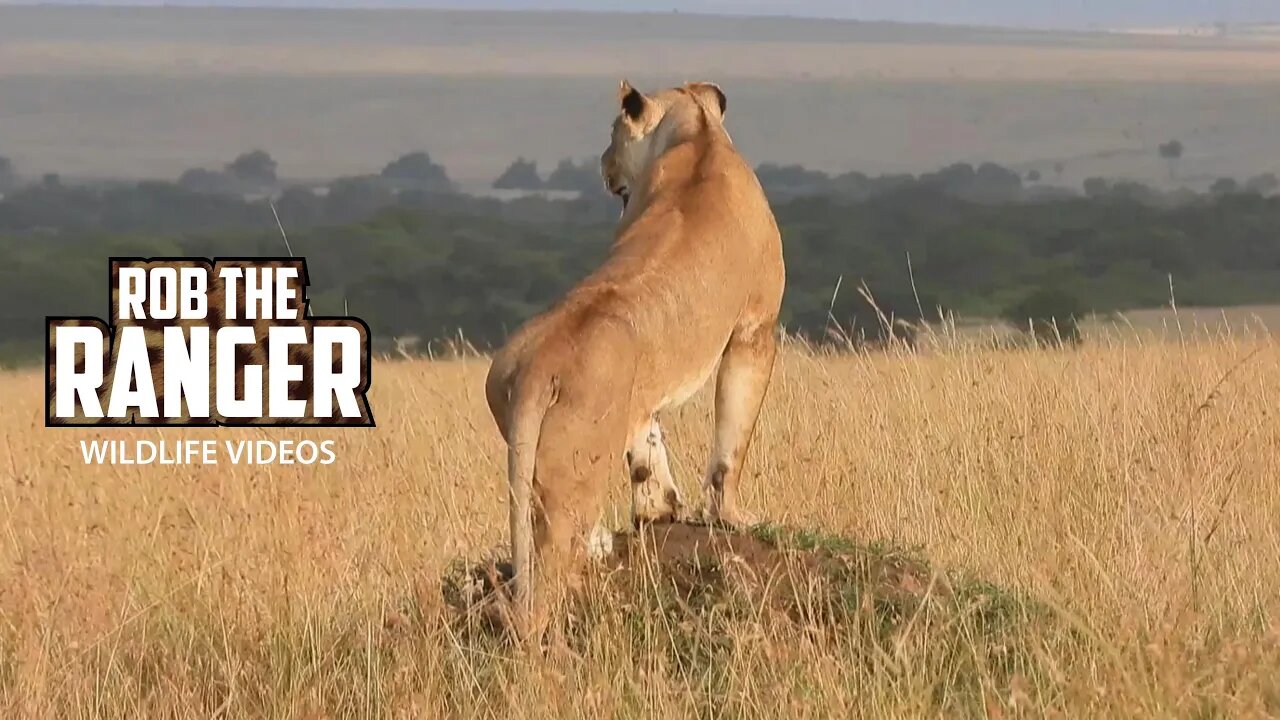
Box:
(46, 257, 374, 437)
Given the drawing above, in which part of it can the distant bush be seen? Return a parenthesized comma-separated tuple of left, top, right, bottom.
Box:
(0, 156, 16, 193)
(226, 150, 278, 187)
(544, 158, 602, 194)
(1004, 287, 1084, 346)
(493, 158, 542, 190)
(178, 168, 237, 195)
(1245, 173, 1279, 196)
(381, 152, 454, 193)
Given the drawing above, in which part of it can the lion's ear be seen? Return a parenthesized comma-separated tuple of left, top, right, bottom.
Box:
(619, 79, 647, 121)
(687, 82, 727, 119)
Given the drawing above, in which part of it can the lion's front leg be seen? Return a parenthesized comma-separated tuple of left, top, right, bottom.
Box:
(702, 321, 778, 529)
(627, 416, 685, 526)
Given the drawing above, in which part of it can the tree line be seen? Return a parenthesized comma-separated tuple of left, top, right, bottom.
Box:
(1, 151, 1279, 365)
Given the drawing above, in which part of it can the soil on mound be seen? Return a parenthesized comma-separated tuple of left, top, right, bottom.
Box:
(441, 521, 961, 633)
(604, 521, 937, 612)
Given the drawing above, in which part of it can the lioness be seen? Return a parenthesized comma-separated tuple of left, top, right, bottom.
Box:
(485, 79, 785, 633)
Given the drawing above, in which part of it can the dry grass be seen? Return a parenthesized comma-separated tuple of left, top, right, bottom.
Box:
(2, 333, 1279, 718)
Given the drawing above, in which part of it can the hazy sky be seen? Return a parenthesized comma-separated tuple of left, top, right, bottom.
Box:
(3, 0, 1276, 28)
(422, 1, 1274, 28)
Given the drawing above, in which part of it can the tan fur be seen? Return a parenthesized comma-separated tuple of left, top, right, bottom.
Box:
(485, 80, 785, 638)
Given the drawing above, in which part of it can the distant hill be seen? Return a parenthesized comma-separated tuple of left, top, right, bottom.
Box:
(3, 5, 1278, 186)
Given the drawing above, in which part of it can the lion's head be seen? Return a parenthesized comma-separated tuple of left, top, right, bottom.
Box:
(600, 80, 728, 210)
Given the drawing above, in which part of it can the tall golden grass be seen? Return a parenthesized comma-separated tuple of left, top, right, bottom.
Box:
(1, 332, 1278, 718)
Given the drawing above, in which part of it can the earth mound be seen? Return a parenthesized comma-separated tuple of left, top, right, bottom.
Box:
(429, 523, 1070, 715)
(441, 521, 1042, 640)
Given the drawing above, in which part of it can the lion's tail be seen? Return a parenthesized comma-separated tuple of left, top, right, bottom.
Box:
(506, 372, 555, 630)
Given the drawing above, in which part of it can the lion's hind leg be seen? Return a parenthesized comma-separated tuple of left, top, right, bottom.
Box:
(523, 376, 629, 636)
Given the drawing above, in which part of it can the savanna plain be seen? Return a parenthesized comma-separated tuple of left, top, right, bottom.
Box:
(2, 327, 1278, 718)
